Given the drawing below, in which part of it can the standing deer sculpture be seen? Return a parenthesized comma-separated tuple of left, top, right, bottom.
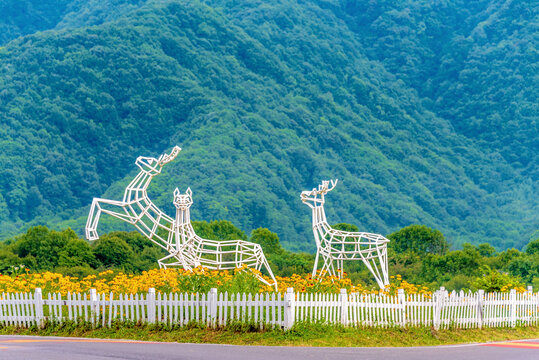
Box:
(301, 180, 390, 289)
(85, 146, 277, 289)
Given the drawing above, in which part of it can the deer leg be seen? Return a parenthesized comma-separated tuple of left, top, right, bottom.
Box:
(376, 244, 390, 286)
(319, 255, 334, 278)
(158, 252, 175, 269)
(85, 198, 135, 241)
(371, 246, 389, 288)
(328, 257, 337, 277)
(86, 198, 101, 241)
(158, 251, 192, 271)
(256, 247, 278, 291)
(359, 248, 387, 289)
(86, 198, 110, 241)
(312, 249, 321, 278)
(371, 259, 386, 289)
(337, 259, 344, 279)
(248, 251, 278, 291)
(244, 251, 278, 291)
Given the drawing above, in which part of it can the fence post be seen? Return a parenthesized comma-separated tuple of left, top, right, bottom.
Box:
(34, 288, 44, 328)
(284, 287, 295, 330)
(527, 286, 533, 294)
(209, 288, 218, 328)
(432, 289, 439, 330)
(339, 288, 348, 326)
(147, 288, 156, 324)
(398, 288, 406, 327)
(477, 289, 484, 329)
(510, 289, 517, 328)
(434, 287, 447, 330)
(90, 288, 97, 327)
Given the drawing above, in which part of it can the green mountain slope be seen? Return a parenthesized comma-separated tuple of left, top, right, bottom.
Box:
(0, 0, 536, 250)
(0, 0, 147, 45)
(0, 0, 72, 45)
(333, 0, 538, 176)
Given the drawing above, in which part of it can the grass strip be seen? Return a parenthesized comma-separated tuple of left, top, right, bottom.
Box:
(1, 322, 537, 347)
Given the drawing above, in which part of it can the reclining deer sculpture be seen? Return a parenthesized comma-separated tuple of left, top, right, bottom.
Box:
(169, 187, 277, 288)
(85, 146, 277, 289)
(301, 180, 390, 289)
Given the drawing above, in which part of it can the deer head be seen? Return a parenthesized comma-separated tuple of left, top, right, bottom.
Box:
(135, 146, 182, 175)
(300, 179, 338, 208)
(173, 187, 193, 209)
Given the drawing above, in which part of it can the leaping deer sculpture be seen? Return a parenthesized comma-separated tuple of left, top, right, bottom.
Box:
(301, 180, 390, 289)
(86, 146, 181, 247)
(85, 146, 277, 289)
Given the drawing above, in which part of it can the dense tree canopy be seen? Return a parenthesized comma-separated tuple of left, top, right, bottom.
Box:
(526, 238, 539, 256)
(388, 224, 449, 255)
(1, 224, 537, 291)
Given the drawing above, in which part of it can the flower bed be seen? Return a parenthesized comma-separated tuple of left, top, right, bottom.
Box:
(0, 267, 432, 296)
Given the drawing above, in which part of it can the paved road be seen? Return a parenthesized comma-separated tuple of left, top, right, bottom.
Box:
(0, 335, 537, 360)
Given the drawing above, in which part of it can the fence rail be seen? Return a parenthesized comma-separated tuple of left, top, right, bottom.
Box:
(1, 287, 537, 330)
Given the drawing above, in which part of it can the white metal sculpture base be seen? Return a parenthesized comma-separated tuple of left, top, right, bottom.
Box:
(301, 180, 390, 289)
(85, 146, 277, 289)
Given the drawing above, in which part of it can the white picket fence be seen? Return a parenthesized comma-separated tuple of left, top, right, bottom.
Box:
(1, 287, 537, 330)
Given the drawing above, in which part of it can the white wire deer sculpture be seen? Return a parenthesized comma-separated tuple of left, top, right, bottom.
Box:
(301, 180, 390, 289)
(86, 146, 277, 289)
(169, 187, 277, 288)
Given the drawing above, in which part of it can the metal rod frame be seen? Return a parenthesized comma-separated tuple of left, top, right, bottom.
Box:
(301, 180, 390, 289)
(85, 146, 277, 289)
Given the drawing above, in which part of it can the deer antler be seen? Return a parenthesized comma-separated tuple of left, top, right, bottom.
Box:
(318, 179, 338, 194)
(159, 146, 182, 166)
(328, 179, 338, 192)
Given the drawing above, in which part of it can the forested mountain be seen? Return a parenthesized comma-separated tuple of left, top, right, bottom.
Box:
(335, 0, 538, 177)
(0, 0, 146, 45)
(0, 0, 537, 251)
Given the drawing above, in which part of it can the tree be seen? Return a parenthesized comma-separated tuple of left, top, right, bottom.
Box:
(12, 226, 79, 270)
(477, 243, 496, 257)
(250, 228, 283, 255)
(93, 236, 134, 269)
(249, 227, 313, 276)
(470, 266, 524, 292)
(104, 231, 159, 254)
(57, 239, 97, 268)
(192, 220, 247, 241)
(0, 0, 535, 251)
(332, 223, 359, 232)
(0, 250, 24, 273)
(525, 238, 539, 256)
(388, 224, 449, 255)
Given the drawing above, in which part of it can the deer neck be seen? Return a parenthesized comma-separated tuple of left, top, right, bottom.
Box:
(122, 170, 155, 203)
(174, 207, 193, 249)
(175, 207, 191, 226)
(312, 204, 330, 230)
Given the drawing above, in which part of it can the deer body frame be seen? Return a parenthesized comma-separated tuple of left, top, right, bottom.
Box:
(170, 188, 277, 288)
(85, 147, 181, 252)
(301, 180, 390, 289)
(85, 146, 277, 289)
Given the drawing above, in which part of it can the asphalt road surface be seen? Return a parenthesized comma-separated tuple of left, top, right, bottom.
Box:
(0, 335, 537, 360)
